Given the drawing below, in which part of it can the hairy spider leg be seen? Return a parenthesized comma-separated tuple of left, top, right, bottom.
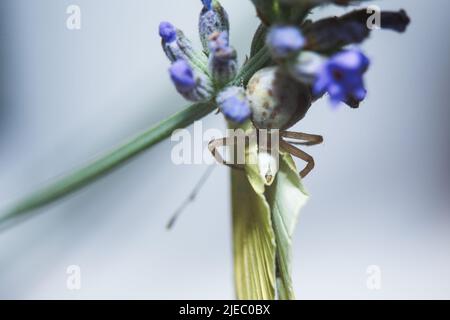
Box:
(279, 139, 316, 178)
(208, 136, 247, 171)
(280, 131, 323, 146)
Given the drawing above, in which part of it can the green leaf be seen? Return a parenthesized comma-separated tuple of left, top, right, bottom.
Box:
(250, 0, 278, 25)
(266, 151, 309, 300)
(0, 102, 215, 230)
(250, 0, 312, 25)
(250, 24, 268, 58)
(231, 123, 276, 300)
(232, 170, 276, 300)
(231, 123, 308, 300)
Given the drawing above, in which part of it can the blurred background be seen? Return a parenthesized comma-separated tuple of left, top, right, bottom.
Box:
(0, 0, 448, 299)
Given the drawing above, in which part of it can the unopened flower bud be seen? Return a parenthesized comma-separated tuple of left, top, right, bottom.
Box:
(199, 0, 230, 53)
(216, 86, 251, 124)
(208, 31, 238, 87)
(169, 60, 213, 102)
(159, 21, 208, 74)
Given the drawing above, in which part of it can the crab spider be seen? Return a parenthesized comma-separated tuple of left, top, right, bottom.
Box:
(209, 67, 323, 180)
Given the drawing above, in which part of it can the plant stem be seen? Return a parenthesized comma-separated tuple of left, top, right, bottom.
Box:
(0, 45, 271, 230)
(232, 47, 271, 86)
(0, 102, 215, 229)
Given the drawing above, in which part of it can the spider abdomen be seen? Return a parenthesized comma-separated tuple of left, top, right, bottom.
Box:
(246, 67, 312, 130)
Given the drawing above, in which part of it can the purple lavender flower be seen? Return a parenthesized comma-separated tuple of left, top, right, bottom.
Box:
(216, 86, 251, 123)
(159, 21, 177, 43)
(208, 30, 229, 52)
(201, 0, 212, 10)
(169, 60, 197, 93)
(199, 0, 230, 53)
(208, 31, 237, 86)
(266, 26, 305, 59)
(313, 49, 369, 106)
(159, 21, 209, 74)
(169, 60, 213, 102)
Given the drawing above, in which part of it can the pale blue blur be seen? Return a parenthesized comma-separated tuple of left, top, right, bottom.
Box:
(0, 0, 449, 299)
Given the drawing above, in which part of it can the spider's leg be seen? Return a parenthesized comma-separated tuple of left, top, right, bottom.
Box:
(280, 139, 315, 178)
(280, 131, 323, 146)
(208, 137, 245, 171)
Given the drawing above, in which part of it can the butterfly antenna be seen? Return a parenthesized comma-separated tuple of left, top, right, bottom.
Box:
(166, 165, 215, 230)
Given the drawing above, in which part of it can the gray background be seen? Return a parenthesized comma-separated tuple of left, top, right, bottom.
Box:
(0, 0, 448, 299)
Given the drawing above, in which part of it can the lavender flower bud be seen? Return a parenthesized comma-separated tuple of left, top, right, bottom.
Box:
(266, 26, 305, 60)
(159, 22, 177, 43)
(169, 60, 213, 102)
(159, 21, 208, 74)
(199, 0, 230, 53)
(208, 31, 238, 87)
(216, 86, 251, 124)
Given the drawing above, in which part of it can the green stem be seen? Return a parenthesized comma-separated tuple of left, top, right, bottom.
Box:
(233, 47, 271, 86)
(0, 44, 271, 230)
(0, 102, 215, 228)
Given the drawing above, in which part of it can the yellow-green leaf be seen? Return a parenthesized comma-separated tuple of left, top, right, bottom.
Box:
(231, 121, 308, 300)
(266, 151, 309, 300)
(231, 170, 276, 300)
(231, 122, 276, 300)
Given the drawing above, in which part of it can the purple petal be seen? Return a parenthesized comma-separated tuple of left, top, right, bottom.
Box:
(159, 21, 177, 43)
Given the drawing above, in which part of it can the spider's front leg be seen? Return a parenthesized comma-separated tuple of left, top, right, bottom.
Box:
(279, 130, 323, 178)
(208, 136, 246, 171)
(280, 131, 323, 146)
(280, 138, 316, 178)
